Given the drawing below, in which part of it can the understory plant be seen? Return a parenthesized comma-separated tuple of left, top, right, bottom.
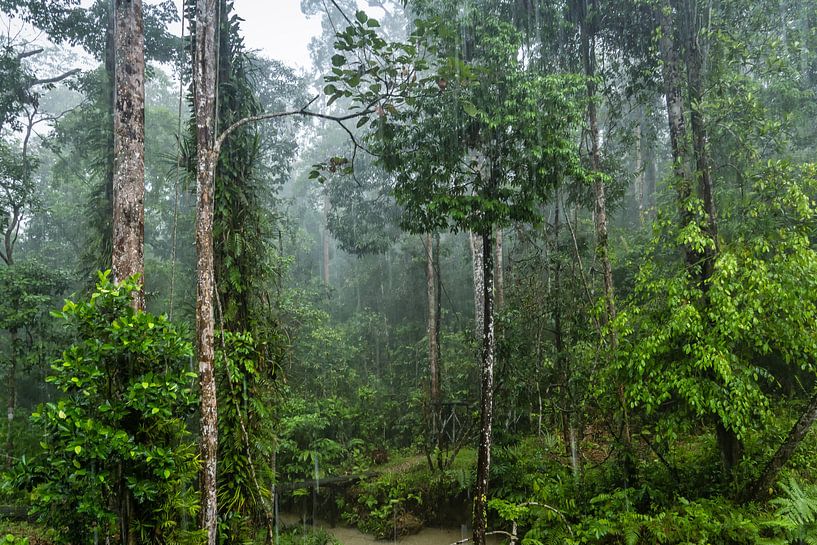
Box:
(7, 272, 202, 545)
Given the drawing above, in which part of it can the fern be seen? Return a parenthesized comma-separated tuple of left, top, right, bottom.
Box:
(765, 477, 817, 544)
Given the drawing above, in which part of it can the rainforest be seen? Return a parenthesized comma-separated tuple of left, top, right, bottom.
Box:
(3, 0, 817, 544)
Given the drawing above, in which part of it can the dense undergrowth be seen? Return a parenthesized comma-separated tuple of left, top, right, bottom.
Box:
(7, 423, 817, 545)
(265, 413, 817, 545)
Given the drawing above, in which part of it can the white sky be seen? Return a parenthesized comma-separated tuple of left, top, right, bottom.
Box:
(168, 0, 322, 71)
(3, 1, 324, 72)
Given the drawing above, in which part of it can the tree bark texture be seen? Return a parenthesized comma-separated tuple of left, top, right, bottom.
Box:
(112, 0, 145, 310)
(470, 231, 485, 340)
(581, 0, 630, 467)
(645, 120, 658, 219)
(425, 233, 441, 408)
(581, 10, 616, 328)
(494, 229, 504, 309)
(744, 389, 817, 502)
(323, 192, 331, 286)
(472, 230, 495, 545)
(426, 233, 443, 469)
(635, 108, 645, 222)
(684, 5, 739, 471)
(686, 5, 719, 266)
(657, 0, 694, 253)
(194, 0, 219, 543)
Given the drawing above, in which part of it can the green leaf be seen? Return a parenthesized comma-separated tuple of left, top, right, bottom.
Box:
(331, 54, 346, 67)
(462, 100, 478, 117)
(355, 10, 368, 23)
(74, 445, 82, 454)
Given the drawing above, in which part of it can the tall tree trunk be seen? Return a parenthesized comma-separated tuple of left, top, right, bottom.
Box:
(743, 388, 817, 502)
(426, 233, 443, 469)
(4, 329, 16, 464)
(635, 108, 645, 222)
(644, 111, 657, 217)
(552, 201, 580, 476)
(494, 229, 504, 309)
(685, 0, 739, 472)
(434, 235, 441, 371)
(194, 0, 219, 543)
(111, 3, 145, 541)
(472, 230, 495, 545)
(112, 0, 145, 310)
(657, 0, 694, 253)
(581, 0, 629, 466)
(582, 18, 616, 328)
(323, 192, 331, 286)
(470, 231, 485, 339)
(426, 234, 441, 408)
(686, 4, 719, 257)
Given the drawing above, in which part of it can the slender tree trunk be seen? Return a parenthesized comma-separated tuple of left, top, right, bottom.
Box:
(687, 9, 719, 255)
(744, 388, 817, 502)
(426, 233, 443, 468)
(2, 199, 16, 464)
(426, 234, 441, 408)
(322, 192, 331, 287)
(112, 0, 145, 310)
(582, 23, 616, 328)
(658, 0, 694, 251)
(580, 5, 630, 470)
(470, 231, 485, 339)
(434, 235, 441, 372)
(4, 329, 16, 463)
(644, 111, 657, 217)
(472, 230, 495, 545)
(494, 229, 504, 309)
(194, 0, 219, 543)
(685, 0, 739, 472)
(635, 108, 645, 223)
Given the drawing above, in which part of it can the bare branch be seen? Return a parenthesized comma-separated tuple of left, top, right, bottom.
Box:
(214, 94, 376, 159)
(16, 48, 44, 60)
(32, 68, 81, 87)
(328, 0, 354, 25)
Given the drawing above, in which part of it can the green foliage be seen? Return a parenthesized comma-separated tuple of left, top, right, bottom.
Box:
(276, 393, 373, 482)
(277, 526, 340, 545)
(0, 139, 37, 255)
(566, 492, 763, 545)
(8, 272, 201, 545)
(0, 260, 68, 334)
(0, 0, 180, 62)
(339, 458, 473, 538)
(327, 9, 585, 236)
(614, 162, 817, 456)
(1, 534, 28, 545)
(0, 524, 56, 545)
(764, 478, 817, 544)
(216, 329, 277, 543)
(0, 45, 35, 132)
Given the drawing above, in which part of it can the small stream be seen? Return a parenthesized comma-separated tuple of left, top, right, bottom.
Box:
(279, 514, 501, 545)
